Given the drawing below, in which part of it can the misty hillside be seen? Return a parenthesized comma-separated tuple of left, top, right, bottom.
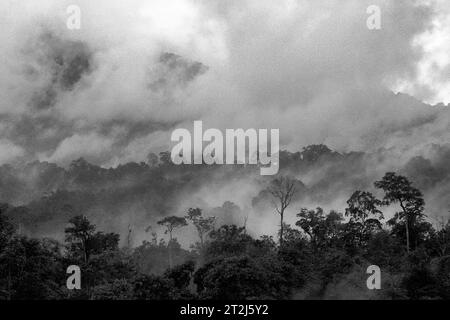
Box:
(2, 143, 449, 245)
(1, 1, 450, 302)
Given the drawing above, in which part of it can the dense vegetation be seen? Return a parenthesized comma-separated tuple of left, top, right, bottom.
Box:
(0, 168, 449, 300)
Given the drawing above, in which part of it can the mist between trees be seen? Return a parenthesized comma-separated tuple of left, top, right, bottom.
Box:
(0, 165, 449, 300)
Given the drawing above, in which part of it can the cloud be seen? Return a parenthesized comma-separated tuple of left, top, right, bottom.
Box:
(0, 140, 25, 164)
(0, 0, 447, 169)
(41, 132, 115, 165)
(393, 0, 450, 104)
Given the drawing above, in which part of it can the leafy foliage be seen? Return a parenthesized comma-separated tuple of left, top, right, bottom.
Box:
(0, 171, 449, 300)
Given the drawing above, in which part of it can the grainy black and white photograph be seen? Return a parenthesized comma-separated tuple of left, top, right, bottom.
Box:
(0, 0, 449, 309)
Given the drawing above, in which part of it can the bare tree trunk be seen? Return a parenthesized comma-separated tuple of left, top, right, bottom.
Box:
(405, 218, 410, 253)
(127, 225, 132, 248)
(279, 210, 284, 247)
(83, 241, 88, 264)
(168, 231, 173, 269)
(268, 176, 296, 249)
(243, 213, 249, 235)
(400, 202, 410, 253)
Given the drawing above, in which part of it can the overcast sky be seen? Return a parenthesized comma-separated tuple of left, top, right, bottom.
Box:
(0, 0, 449, 166)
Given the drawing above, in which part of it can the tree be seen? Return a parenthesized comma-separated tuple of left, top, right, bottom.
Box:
(65, 215, 119, 263)
(91, 279, 133, 300)
(0, 204, 14, 251)
(145, 225, 158, 246)
(300, 144, 336, 162)
(185, 208, 215, 250)
(147, 152, 160, 167)
(345, 191, 383, 223)
(164, 260, 195, 290)
(344, 191, 383, 248)
(158, 216, 187, 269)
(158, 151, 173, 166)
(430, 219, 450, 257)
(89, 232, 120, 255)
(65, 215, 96, 263)
(133, 274, 177, 300)
(206, 225, 253, 260)
(194, 256, 271, 299)
(268, 176, 297, 247)
(0, 237, 65, 300)
(158, 216, 188, 243)
(296, 207, 343, 252)
(374, 173, 425, 253)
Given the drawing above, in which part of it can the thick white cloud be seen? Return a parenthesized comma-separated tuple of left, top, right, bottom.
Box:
(0, 0, 448, 167)
(41, 132, 116, 165)
(394, 0, 450, 104)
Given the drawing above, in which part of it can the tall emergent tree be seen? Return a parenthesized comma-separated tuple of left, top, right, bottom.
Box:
(65, 215, 120, 263)
(185, 208, 215, 250)
(158, 216, 187, 268)
(268, 176, 297, 247)
(374, 172, 425, 253)
(65, 215, 96, 263)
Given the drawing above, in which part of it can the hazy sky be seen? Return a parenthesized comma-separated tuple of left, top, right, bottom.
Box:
(0, 0, 449, 166)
